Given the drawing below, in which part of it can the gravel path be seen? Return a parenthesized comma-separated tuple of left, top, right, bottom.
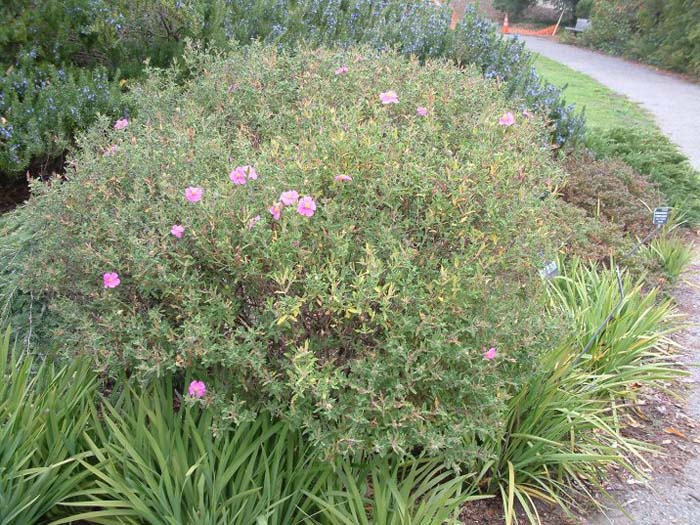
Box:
(517, 36, 700, 169)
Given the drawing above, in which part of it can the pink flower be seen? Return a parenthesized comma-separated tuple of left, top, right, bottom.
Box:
(103, 144, 118, 156)
(379, 90, 399, 104)
(269, 202, 283, 221)
(248, 215, 262, 229)
(229, 165, 257, 184)
(229, 167, 247, 185)
(523, 109, 534, 119)
(188, 380, 207, 398)
(334, 65, 348, 75)
(297, 196, 316, 217)
(171, 224, 185, 238)
(185, 186, 203, 202)
(483, 347, 497, 360)
(113, 118, 129, 130)
(279, 190, 299, 206)
(103, 272, 120, 289)
(498, 112, 515, 127)
(416, 106, 428, 117)
(334, 174, 352, 182)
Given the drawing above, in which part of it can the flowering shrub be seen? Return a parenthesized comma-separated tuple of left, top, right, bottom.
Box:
(0, 58, 122, 176)
(8, 46, 576, 459)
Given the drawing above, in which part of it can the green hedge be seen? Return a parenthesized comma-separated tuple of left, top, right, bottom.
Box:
(582, 0, 700, 78)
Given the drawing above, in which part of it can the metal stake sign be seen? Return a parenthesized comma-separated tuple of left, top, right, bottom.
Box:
(653, 207, 670, 227)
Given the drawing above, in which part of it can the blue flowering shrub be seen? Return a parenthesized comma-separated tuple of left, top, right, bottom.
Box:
(0, 58, 122, 175)
(3, 46, 601, 461)
(0, 0, 582, 181)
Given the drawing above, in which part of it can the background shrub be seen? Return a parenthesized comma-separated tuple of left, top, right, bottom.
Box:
(3, 46, 577, 461)
(561, 152, 663, 237)
(575, 0, 593, 18)
(581, 0, 700, 78)
(0, 58, 122, 175)
(585, 127, 700, 225)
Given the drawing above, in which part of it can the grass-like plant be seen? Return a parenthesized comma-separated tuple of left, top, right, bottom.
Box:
(55, 378, 332, 525)
(648, 235, 694, 282)
(308, 458, 482, 525)
(0, 327, 97, 525)
(483, 259, 682, 524)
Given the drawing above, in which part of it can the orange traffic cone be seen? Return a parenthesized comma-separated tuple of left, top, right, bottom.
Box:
(449, 7, 459, 30)
(502, 13, 510, 34)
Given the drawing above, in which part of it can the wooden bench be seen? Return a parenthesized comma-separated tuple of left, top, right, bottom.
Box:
(565, 18, 591, 33)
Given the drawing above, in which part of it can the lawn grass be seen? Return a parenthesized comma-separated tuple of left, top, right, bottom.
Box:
(533, 53, 658, 132)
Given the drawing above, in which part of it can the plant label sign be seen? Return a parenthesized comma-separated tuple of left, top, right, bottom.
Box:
(653, 207, 670, 226)
(539, 260, 559, 280)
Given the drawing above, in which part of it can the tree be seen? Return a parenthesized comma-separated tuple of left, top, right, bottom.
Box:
(492, 0, 580, 17)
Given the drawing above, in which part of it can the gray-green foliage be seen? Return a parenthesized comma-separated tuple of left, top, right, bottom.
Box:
(2, 45, 572, 460)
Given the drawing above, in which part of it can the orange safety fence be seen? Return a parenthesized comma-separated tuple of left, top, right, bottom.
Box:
(504, 24, 558, 36)
(440, 4, 561, 37)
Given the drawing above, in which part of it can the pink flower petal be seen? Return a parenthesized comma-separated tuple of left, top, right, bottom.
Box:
(171, 224, 185, 238)
(280, 190, 299, 206)
(269, 202, 282, 221)
(185, 186, 203, 202)
(229, 167, 247, 185)
(334, 174, 352, 182)
(103, 272, 120, 289)
(114, 118, 129, 130)
(416, 106, 428, 117)
(498, 112, 515, 127)
(483, 347, 497, 360)
(379, 90, 399, 104)
(188, 380, 207, 398)
(297, 196, 316, 217)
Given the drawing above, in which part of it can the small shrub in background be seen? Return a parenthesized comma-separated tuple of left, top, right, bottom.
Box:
(585, 127, 700, 225)
(580, 0, 700, 78)
(0, 57, 122, 176)
(3, 46, 576, 461)
(561, 152, 663, 238)
(579, 0, 635, 55)
(575, 0, 593, 18)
